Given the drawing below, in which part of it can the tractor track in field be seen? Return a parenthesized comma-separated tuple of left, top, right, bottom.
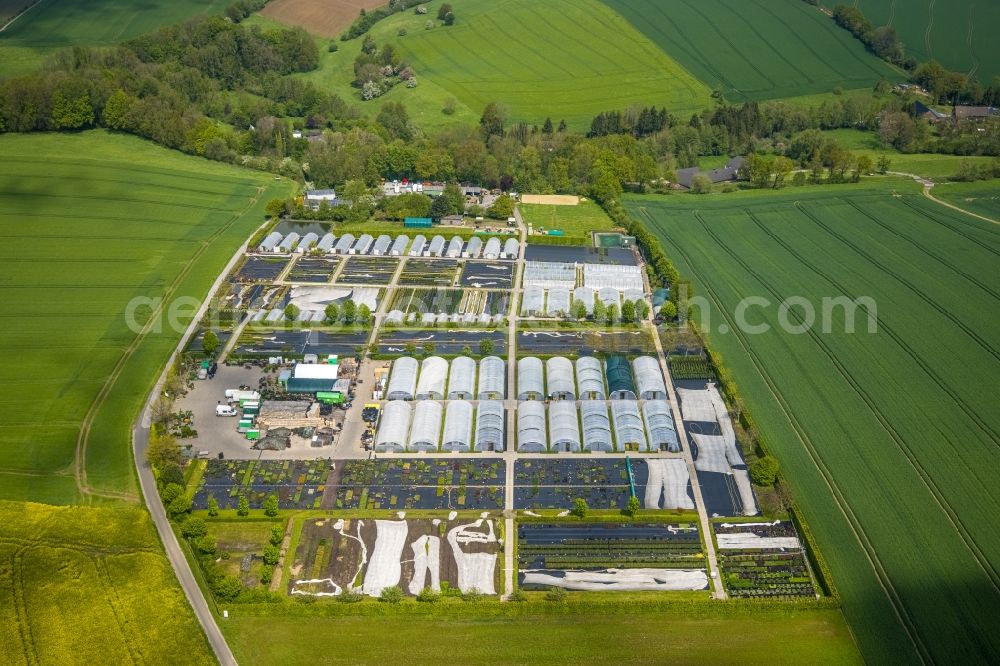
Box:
(94, 556, 143, 665)
(918, 187, 1000, 230)
(73, 185, 266, 501)
(11, 547, 39, 666)
(709, 207, 1000, 597)
(641, 207, 929, 664)
(924, 0, 935, 59)
(965, 4, 979, 79)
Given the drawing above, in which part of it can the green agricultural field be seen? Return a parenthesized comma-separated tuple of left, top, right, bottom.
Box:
(519, 200, 618, 244)
(818, 129, 997, 179)
(627, 182, 1000, 664)
(0, 500, 214, 664)
(0, 130, 287, 503)
(932, 179, 1000, 219)
(602, 0, 899, 101)
(856, 0, 1000, 79)
(288, 0, 711, 131)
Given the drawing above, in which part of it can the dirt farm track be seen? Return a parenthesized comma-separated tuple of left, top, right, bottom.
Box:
(261, 0, 386, 37)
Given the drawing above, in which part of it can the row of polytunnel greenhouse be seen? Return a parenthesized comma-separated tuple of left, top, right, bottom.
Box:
(258, 232, 519, 259)
(515, 399, 678, 452)
(519, 285, 648, 317)
(374, 399, 505, 452)
(516, 356, 666, 401)
(386, 356, 505, 400)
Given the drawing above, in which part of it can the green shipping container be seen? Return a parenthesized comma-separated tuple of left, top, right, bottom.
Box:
(547, 229, 565, 236)
(404, 217, 433, 228)
(316, 391, 344, 405)
(246, 429, 260, 441)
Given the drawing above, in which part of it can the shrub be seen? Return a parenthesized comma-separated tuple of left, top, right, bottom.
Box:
(263, 493, 279, 517)
(337, 589, 365, 603)
(545, 586, 568, 602)
(262, 544, 280, 566)
(213, 576, 243, 601)
(750, 456, 780, 486)
(260, 566, 274, 585)
(625, 496, 640, 517)
(207, 496, 219, 517)
(167, 494, 192, 520)
(416, 586, 440, 603)
(193, 535, 217, 555)
(397, 28, 407, 36)
(571, 497, 589, 518)
(237, 495, 249, 517)
(379, 585, 403, 603)
(328, 41, 338, 52)
(270, 525, 284, 546)
(508, 589, 527, 602)
(181, 517, 207, 539)
(462, 586, 485, 602)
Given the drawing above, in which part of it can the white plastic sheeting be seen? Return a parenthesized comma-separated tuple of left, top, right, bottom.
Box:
(278, 232, 300, 252)
(623, 288, 645, 304)
(573, 286, 595, 314)
(583, 263, 644, 292)
(375, 401, 411, 451)
(517, 401, 547, 452)
(352, 234, 374, 254)
(523, 261, 576, 290)
(716, 532, 800, 550)
(633, 356, 667, 400)
(333, 233, 355, 254)
(427, 235, 446, 256)
(477, 356, 505, 399)
(517, 357, 544, 400)
(502, 238, 519, 258)
(643, 459, 694, 510)
(580, 400, 613, 451)
(691, 434, 730, 473)
(389, 234, 409, 256)
(475, 400, 505, 452)
(521, 568, 707, 591)
(546, 287, 571, 316)
(442, 400, 473, 452)
(297, 232, 318, 252)
(642, 400, 680, 452)
(259, 231, 283, 252)
(464, 236, 482, 258)
(575, 356, 605, 400)
(316, 233, 335, 252)
(483, 237, 502, 259)
(446, 236, 464, 257)
(548, 401, 581, 452)
(416, 356, 448, 400)
(408, 401, 442, 452)
(597, 287, 620, 307)
(408, 235, 426, 256)
(447, 356, 476, 399)
(387, 357, 418, 400)
(545, 356, 575, 400)
(384, 310, 405, 324)
(520, 285, 544, 315)
(371, 234, 392, 255)
(611, 400, 648, 451)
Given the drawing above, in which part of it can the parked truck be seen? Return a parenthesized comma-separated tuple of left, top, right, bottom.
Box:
(225, 389, 260, 404)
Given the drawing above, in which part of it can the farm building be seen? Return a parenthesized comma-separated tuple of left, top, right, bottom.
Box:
(612, 400, 648, 452)
(278, 232, 300, 252)
(580, 401, 613, 452)
(674, 157, 746, 189)
(316, 233, 335, 252)
(502, 238, 519, 259)
(442, 400, 473, 452)
(517, 401, 547, 452)
(464, 236, 483, 258)
(415, 356, 448, 400)
(258, 231, 283, 252)
(598, 287, 620, 307)
(446, 236, 464, 258)
(447, 356, 476, 399)
(575, 356, 605, 400)
(408, 235, 426, 256)
(545, 357, 576, 400)
(352, 234, 374, 254)
(408, 400, 442, 452)
(477, 356, 505, 399)
(606, 356, 637, 400)
(297, 232, 318, 253)
(573, 286, 595, 314)
(523, 261, 576, 290)
(389, 235, 409, 256)
(427, 235, 446, 256)
(375, 401, 411, 452)
(520, 285, 545, 316)
(284, 362, 340, 393)
(371, 234, 392, 255)
(633, 356, 667, 400)
(333, 234, 355, 254)
(549, 401, 581, 452)
(584, 263, 643, 293)
(546, 287, 571, 316)
(483, 237, 502, 259)
(475, 401, 505, 452)
(387, 357, 418, 400)
(517, 357, 544, 400)
(643, 400, 679, 452)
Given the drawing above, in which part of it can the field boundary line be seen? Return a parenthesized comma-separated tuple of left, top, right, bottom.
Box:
(922, 186, 1000, 227)
(0, 0, 43, 32)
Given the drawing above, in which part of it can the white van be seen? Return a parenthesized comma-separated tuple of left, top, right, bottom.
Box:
(215, 405, 238, 417)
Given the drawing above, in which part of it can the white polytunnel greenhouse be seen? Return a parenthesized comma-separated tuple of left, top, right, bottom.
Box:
(548, 401, 581, 452)
(465, 236, 482, 258)
(502, 238, 519, 259)
(517, 401, 547, 452)
(387, 356, 418, 400)
(545, 356, 576, 400)
(483, 237, 502, 259)
(475, 400, 505, 452)
(477, 356, 505, 399)
(297, 232, 318, 252)
(633, 355, 667, 400)
(643, 400, 680, 452)
(408, 400, 442, 452)
(258, 231, 283, 252)
(352, 234, 374, 254)
(446, 236, 464, 257)
(598, 287, 620, 307)
(612, 400, 649, 452)
(408, 234, 426, 256)
(265, 309, 283, 323)
(390, 234, 409, 256)
(278, 232, 300, 252)
(333, 233, 355, 254)
(316, 233, 335, 252)
(575, 356, 605, 400)
(521, 285, 545, 316)
(623, 288, 645, 304)
(580, 400, 613, 452)
(384, 310, 405, 324)
(447, 356, 476, 399)
(371, 234, 392, 255)
(583, 263, 644, 291)
(427, 235, 446, 256)
(546, 287, 571, 316)
(523, 261, 576, 290)
(517, 356, 544, 400)
(573, 286, 595, 314)
(422, 313, 438, 325)
(375, 401, 411, 452)
(442, 400, 473, 452)
(415, 356, 448, 400)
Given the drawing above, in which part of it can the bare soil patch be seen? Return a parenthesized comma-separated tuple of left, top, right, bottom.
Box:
(261, 0, 385, 38)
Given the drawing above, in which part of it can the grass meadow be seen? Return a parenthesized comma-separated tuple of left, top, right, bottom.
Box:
(820, 128, 998, 179)
(519, 200, 618, 244)
(601, 0, 899, 101)
(627, 181, 1000, 663)
(0, 131, 287, 504)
